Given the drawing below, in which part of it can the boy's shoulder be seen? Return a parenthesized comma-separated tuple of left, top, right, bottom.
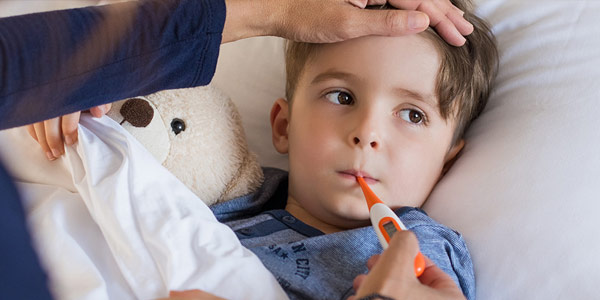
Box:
(397, 206, 461, 236)
(211, 167, 289, 222)
(399, 207, 475, 300)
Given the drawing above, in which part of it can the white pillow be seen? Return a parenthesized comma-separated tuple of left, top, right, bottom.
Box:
(425, 1, 600, 298)
(213, 1, 600, 299)
(212, 37, 288, 170)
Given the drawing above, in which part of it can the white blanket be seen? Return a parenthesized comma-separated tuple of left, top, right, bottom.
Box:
(0, 115, 287, 300)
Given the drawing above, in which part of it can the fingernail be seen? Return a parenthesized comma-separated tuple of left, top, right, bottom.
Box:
(51, 148, 61, 158)
(65, 136, 74, 146)
(409, 12, 429, 30)
(46, 152, 56, 161)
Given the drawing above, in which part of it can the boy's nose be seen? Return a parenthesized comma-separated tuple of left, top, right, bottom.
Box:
(352, 136, 378, 149)
(348, 108, 382, 150)
(350, 121, 381, 150)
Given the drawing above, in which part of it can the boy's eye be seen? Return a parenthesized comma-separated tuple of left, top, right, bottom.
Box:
(325, 91, 354, 105)
(399, 109, 425, 124)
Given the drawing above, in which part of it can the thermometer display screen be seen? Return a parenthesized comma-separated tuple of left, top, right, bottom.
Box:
(383, 221, 398, 238)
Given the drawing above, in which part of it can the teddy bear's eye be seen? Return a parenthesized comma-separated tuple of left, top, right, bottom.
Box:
(171, 118, 186, 135)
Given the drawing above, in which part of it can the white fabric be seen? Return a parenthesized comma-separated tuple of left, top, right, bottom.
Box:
(212, 1, 600, 299)
(0, 116, 287, 300)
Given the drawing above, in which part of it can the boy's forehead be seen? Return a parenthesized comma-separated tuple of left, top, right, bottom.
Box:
(298, 34, 442, 107)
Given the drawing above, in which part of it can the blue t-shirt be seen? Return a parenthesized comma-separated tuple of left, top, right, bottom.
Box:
(212, 168, 475, 300)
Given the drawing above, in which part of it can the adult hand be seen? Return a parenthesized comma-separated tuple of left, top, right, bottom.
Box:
(387, 0, 474, 46)
(25, 104, 111, 160)
(349, 231, 466, 300)
(156, 290, 226, 300)
(223, 0, 473, 46)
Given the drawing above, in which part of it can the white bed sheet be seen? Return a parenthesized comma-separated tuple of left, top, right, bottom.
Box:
(0, 116, 287, 300)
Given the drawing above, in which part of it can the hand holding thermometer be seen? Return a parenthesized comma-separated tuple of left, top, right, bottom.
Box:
(356, 176, 425, 277)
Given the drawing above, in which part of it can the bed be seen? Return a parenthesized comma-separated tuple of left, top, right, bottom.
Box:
(1, 0, 599, 299)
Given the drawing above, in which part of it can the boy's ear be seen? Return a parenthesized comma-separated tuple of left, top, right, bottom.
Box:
(270, 98, 290, 154)
(441, 139, 465, 176)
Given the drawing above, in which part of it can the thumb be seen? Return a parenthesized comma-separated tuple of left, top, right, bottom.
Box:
(360, 10, 429, 37)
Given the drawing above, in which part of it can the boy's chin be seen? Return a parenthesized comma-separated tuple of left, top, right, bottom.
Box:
(339, 218, 372, 230)
(330, 211, 371, 229)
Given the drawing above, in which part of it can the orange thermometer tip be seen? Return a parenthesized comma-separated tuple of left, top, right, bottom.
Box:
(356, 176, 384, 210)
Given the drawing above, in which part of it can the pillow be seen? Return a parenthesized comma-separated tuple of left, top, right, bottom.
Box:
(212, 37, 288, 170)
(212, 1, 600, 298)
(424, 1, 600, 298)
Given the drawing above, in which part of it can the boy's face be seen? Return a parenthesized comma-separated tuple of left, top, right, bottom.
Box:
(271, 34, 463, 229)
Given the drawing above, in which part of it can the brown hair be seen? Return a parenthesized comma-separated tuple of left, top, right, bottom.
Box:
(284, 0, 498, 146)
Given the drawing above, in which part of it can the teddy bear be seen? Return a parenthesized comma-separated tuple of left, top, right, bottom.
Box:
(105, 85, 264, 206)
(0, 84, 274, 300)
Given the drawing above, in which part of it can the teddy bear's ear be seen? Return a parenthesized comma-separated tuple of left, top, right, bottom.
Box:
(119, 98, 154, 127)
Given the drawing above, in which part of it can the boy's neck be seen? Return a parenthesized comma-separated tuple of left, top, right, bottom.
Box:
(285, 196, 344, 234)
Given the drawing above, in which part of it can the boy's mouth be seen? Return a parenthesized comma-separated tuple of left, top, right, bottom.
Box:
(338, 170, 378, 184)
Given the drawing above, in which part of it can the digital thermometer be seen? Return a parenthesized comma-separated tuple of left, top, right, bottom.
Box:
(356, 176, 425, 277)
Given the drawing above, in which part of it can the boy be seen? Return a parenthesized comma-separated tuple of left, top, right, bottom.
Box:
(210, 1, 497, 299)
(20, 0, 493, 298)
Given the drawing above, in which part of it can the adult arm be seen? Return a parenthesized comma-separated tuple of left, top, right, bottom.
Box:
(0, 0, 225, 130)
(0, 163, 53, 300)
(0, 0, 472, 131)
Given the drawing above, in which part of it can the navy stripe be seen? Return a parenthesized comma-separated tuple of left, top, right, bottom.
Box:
(266, 210, 324, 237)
(235, 207, 420, 241)
(235, 219, 288, 240)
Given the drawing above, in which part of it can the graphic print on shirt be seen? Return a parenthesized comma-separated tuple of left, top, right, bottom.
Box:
(267, 241, 311, 287)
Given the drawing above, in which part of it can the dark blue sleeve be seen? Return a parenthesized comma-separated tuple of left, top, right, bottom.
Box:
(0, 162, 53, 300)
(0, 0, 225, 298)
(0, 0, 226, 130)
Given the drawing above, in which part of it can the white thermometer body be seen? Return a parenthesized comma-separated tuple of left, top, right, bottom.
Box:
(369, 202, 407, 249)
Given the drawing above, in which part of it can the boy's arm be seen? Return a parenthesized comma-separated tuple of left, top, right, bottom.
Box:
(350, 231, 466, 300)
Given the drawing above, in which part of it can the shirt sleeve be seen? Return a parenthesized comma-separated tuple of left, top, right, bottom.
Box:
(400, 208, 476, 300)
(0, 161, 53, 300)
(0, 0, 226, 130)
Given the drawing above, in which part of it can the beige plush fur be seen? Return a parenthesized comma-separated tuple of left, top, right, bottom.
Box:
(106, 85, 264, 206)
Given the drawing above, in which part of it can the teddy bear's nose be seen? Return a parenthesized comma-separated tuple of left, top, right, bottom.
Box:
(120, 98, 154, 127)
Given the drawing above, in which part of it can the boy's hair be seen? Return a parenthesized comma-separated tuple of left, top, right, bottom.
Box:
(284, 0, 498, 146)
